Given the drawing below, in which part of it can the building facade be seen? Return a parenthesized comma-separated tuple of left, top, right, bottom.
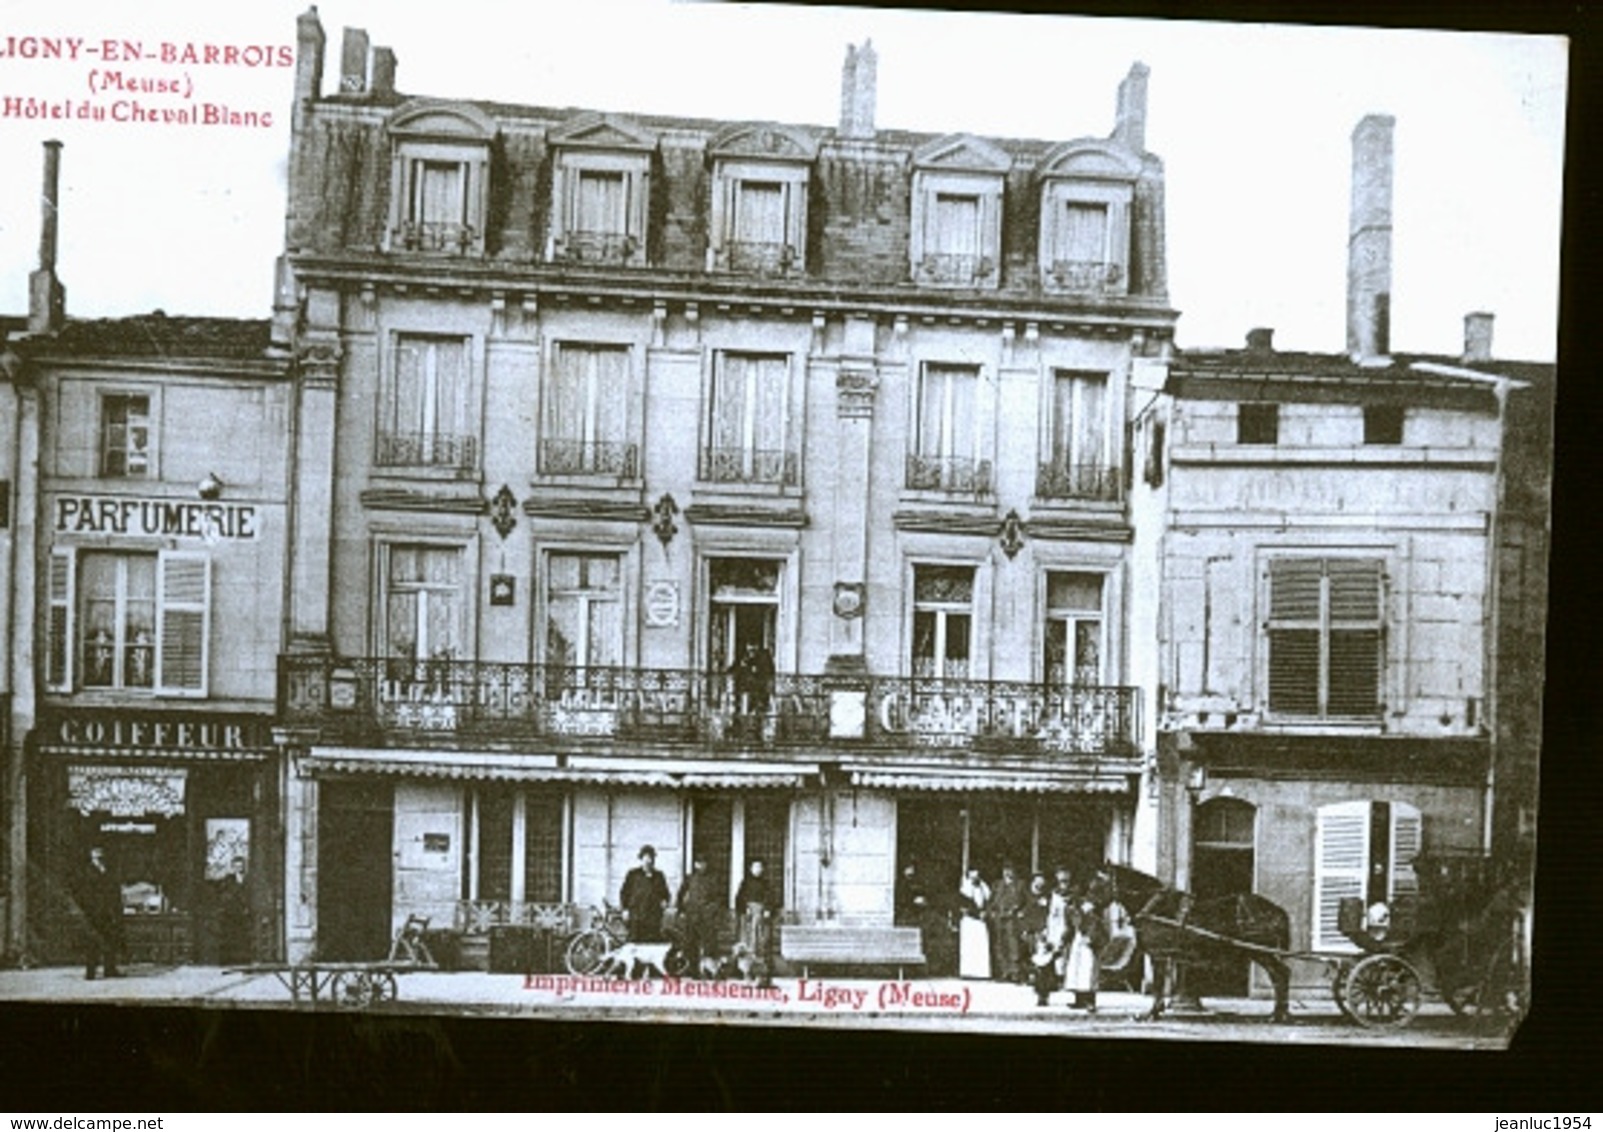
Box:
(0, 143, 294, 964)
(269, 13, 1175, 965)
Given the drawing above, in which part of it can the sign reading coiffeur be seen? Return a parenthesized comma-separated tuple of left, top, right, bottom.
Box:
(54, 494, 259, 539)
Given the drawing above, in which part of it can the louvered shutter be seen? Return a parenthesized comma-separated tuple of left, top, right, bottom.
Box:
(1389, 802, 1423, 920)
(156, 551, 210, 695)
(1326, 559, 1383, 717)
(46, 548, 75, 691)
(1268, 559, 1322, 715)
(1314, 800, 1369, 952)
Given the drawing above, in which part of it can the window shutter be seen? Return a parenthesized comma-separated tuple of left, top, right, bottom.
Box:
(46, 548, 75, 691)
(1389, 802, 1422, 905)
(1314, 800, 1369, 952)
(1327, 559, 1384, 717)
(156, 551, 210, 695)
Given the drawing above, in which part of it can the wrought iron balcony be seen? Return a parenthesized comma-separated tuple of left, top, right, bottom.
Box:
(1035, 462, 1123, 503)
(1045, 259, 1124, 293)
(916, 253, 995, 286)
(278, 656, 1141, 758)
(394, 220, 478, 254)
(374, 431, 479, 475)
(722, 241, 797, 275)
(699, 446, 799, 487)
(557, 231, 638, 265)
(539, 438, 639, 478)
(905, 453, 993, 496)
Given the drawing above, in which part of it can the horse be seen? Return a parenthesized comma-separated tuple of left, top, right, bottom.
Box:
(1101, 863, 1293, 1023)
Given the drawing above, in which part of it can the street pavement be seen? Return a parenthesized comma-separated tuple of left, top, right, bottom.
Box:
(0, 962, 1516, 1050)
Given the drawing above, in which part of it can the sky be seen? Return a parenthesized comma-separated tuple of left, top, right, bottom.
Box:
(0, 1, 1569, 360)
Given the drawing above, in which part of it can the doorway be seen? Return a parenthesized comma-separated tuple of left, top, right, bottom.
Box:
(1189, 796, 1257, 996)
(317, 779, 395, 960)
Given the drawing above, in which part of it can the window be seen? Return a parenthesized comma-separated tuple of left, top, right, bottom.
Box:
(707, 558, 781, 676)
(908, 364, 988, 493)
(1313, 800, 1421, 951)
(379, 335, 475, 473)
(382, 544, 464, 665)
(1238, 403, 1279, 445)
(1044, 572, 1104, 687)
(1039, 371, 1115, 500)
(47, 549, 210, 695)
(101, 395, 151, 479)
(909, 136, 1008, 287)
(543, 344, 634, 476)
(1363, 404, 1404, 445)
(912, 565, 975, 679)
(1042, 193, 1130, 293)
(915, 191, 994, 286)
(708, 155, 811, 276)
(551, 160, 648, 265)
(702, 353, 794, 486)
(544, 553, 623, 672)
(384, 102, 494, 256)
(467, 789, 565, 909)
(1266, 557, 1384, 719)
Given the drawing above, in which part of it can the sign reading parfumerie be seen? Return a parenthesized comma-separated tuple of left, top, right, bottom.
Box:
(55, 495, 259, 539)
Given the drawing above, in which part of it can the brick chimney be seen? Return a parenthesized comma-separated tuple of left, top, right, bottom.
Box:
(838, 40, 876, 139)
(370, 46, 397, 95)
(1245, 327, 1275, 354)
(1346, 114, 1394, 362)
(339, 26, 369, 93)
(1113, 62, 1150, 152)
(294, 7, 325, 104)
(1463, 311, 1495, 362)
(28, 140, 66, 335)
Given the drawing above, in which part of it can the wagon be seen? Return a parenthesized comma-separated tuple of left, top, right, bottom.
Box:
(230, 914, 438, 1010)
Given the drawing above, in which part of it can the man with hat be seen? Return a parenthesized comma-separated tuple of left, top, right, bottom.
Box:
(620, 844, 672, 943)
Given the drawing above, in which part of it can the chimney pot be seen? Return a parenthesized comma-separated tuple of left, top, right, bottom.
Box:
(1245, 327, 1275, 353)
(1463, 311, 1495, 362)
(339, 26, 369, 93)
(838, 39, 876, 139)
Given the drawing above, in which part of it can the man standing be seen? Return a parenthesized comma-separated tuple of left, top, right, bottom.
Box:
(734, 859, 777, 987)
(988, 862, 1027, 983)
(213, 855, 252, 965)
(77, 846, 125, 980)
(620, 845, 671, 943)
(676, 854, 724, 971)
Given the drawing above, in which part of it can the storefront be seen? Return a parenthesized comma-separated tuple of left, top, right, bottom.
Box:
(29, 708, 280, 966)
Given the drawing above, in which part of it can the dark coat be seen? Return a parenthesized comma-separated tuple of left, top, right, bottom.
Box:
(620, 865, 671, 941)
(78, 860, 123, 933)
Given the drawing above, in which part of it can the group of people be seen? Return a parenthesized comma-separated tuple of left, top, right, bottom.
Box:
(618, 845, 778, 982)
(903, 860, 1116, 1010)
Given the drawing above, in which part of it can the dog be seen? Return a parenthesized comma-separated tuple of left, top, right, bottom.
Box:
(594, 940, 674, 980)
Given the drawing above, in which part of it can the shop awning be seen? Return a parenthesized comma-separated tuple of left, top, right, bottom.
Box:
(844, 766, 1135, 794)
(300, 747, 815, 790)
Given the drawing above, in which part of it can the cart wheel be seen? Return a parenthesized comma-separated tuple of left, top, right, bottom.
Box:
(330, 970, 377, 1010)
(371, 971, 399, 1006)
(565, 930, 609, 976)
(1342, 954, 1422, 1028)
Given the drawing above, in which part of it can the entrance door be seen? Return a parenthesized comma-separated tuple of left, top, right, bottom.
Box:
(317, 780, 394, 960)
(1190, 796, 1257, 996)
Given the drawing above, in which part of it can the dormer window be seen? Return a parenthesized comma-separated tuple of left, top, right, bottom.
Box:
(548, 113, 655, 267)
(707, 124, 817, 277)
(910, 135, 1008, 289)
(1036, 141, 1140, 296)
(384, 100, 497, 257)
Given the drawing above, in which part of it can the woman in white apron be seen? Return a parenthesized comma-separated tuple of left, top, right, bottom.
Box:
(958, 868, 993, 979)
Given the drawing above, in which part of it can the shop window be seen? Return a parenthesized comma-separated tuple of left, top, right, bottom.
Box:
(543, 553, 624, 672)
(1265, 557, 1384, 720)
(380, 543, 464, 666)
(1313, 799, 1421, 952)
(1038, 370, 1116, 500)
(1363, 404, 1405, 445)
(542, 344, 636, 477)
(1044, 572, 1105, 687)
(702, 353, 795, 486)
(47, 548, 210, 695)
(100, 394, 152, 479)
(912, 564, 975, 680)
(1237, 402, 1279, 445)
(908, 363, 988, 494)
(378, 334, 476, 474)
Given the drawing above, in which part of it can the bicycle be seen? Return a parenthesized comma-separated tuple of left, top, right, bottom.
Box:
(564, 901, 690, 977)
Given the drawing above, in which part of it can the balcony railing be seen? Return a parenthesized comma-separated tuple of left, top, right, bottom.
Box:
(394, 221, 477, 254)
(556, 231, 638, 265)
(1035, 462, 1123, 503)
(278, 656, 1141, 758)
(916, 253, 995, 286)
(540, 438, 639, 478)
(374, 431, 479, 475)
(722, 241, 797, 275)
(906, 453, 993, 496)
(1045, 259, 1123, 293)
(699, 447, 799, 487)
